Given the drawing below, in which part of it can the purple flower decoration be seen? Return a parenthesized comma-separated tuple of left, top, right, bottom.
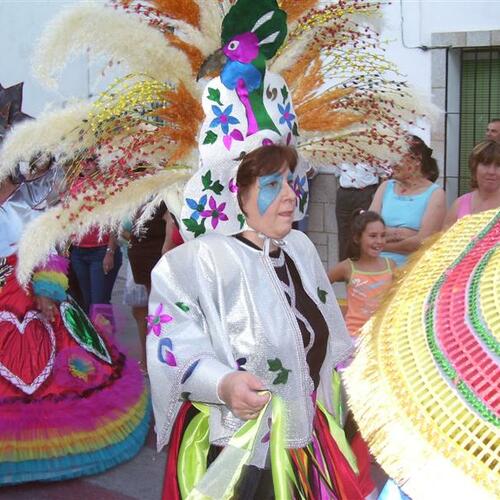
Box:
(209, 105, 240, 135)
(200, 196, 229, 229)
(293, 176, 307, 199)
(228, 178, 238, 193)
(223, 128, 244, 151)
(186, 194, 208, 221)
(146, 303, 173, 336)
(158, 337, 177, 367)
(278, 103, 296, 130)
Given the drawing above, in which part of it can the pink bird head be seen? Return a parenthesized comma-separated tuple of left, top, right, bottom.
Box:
(223, 32, 259, 63)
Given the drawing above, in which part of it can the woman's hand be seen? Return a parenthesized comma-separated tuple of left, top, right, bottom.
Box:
(35, 295, 57, 322)
(218, 372, 270, 420)
(103, 251, 114, 274)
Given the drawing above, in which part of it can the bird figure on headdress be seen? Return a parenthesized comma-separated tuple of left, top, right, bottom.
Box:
(215, 0, 287, 136)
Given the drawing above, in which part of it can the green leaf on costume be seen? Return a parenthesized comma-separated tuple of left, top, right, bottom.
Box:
(208, 180, 224, 195)
(267, 358, 283, 372)
(182, 217, 206, 238)
(175, 302, 190, 312)
(273, 369, 291, 385)
(201, 170, 213, 189)
(292, 122, 299, 137)
(237, 213, 246, 229)
(281, 85, 288, 103)
(317, 287, 328, 304)
(299, 191, 308, 213)
(203, 130, 218, 145)
(207, 87, 223, 106)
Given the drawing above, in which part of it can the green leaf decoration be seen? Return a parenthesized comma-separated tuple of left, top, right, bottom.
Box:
(292, 122, 299, 137)
(267, 358, 283, 372)
(281, 85, 288, 103)
(60, 298, 112, 364)
(203, 130, 218, 145)
(208, 180, 224, 195)
(201, 170, 213, 189)
(273, 369, 291, 385)
(299, 191, 308, 213)
(175, 302, 190, 313)
(182, 217, 206, 238)
(207, 87, 223, 106)
(237, 213, 246, 229)
(317, 287, 328, 304)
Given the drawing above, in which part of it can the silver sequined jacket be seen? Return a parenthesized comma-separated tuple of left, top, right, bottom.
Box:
(147, 230, 353, 451)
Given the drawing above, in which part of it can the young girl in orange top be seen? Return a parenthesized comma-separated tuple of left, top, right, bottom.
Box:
(328, 209, 396, 337)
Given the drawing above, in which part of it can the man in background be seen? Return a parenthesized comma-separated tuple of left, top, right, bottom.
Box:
(486, 119, 500, 142)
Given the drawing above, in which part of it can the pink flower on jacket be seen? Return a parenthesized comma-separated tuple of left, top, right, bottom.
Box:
(146, 303, 173, 336)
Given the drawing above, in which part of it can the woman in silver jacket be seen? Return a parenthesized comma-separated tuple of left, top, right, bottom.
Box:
(147, 145, 373, 499)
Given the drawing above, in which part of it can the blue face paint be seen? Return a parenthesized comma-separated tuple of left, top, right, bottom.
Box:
(258, 172, 283, 215)
(257, 171, 294, 215)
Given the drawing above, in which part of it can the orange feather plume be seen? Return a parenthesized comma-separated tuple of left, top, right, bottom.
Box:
(165, 32, 204, 74)
(154, 83, 204, 163)
(153, 0, 200, 28)
(279, 0, 318, 23)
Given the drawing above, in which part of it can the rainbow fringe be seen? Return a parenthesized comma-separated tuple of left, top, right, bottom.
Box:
(32, 254, 70, 301)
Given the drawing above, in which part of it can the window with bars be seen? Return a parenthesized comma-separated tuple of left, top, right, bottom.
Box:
(459, 48, 500, 195)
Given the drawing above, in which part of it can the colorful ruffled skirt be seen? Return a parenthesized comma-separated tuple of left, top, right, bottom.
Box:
(0, 254, 150, 485)
(163, 396, 374, 499)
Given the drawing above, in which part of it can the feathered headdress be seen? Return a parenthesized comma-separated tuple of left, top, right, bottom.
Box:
(0, 0, 429, 281)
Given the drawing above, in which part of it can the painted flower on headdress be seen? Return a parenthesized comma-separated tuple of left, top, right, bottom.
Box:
(146, 303, 173, 336)
(158, 337, 177, 367)
(186, 194, 208, 221)
(228, 178, 238, 193)
(293, 175, 308, 213)
(210, 105, 240, 135)
(278, 102, 295, 130)
(200, 196, 229, 229)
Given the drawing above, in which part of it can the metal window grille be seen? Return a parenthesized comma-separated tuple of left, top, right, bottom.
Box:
(458, 48, 500, 195)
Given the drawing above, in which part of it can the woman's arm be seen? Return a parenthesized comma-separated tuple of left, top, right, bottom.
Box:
(442, 198, 459, 231)
(327, 259, 349, 283)
(369, 180, 389, 213)
(385, 226, 418, 243)
(384, 188, 447, 254)
(103, 234, 118, 274)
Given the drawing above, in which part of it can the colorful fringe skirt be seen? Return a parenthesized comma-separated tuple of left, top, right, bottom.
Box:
(162, 401, 374, 500)
(0, 254, 150, 485)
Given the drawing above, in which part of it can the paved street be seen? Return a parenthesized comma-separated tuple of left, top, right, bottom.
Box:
(0, 266, 166, 500)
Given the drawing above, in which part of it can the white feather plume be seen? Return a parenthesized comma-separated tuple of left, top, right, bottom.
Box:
(16, 169, 191, 285)
(32, 3, 198, 96)
(0, 102, 92, 181)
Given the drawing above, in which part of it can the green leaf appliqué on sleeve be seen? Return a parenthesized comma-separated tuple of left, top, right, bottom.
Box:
(317, 287, 328, 304)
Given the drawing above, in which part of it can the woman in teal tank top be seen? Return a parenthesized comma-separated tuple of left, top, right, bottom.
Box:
(370, 136, 447, 266)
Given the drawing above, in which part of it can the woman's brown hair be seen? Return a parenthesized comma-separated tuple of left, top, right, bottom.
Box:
(236, 144, 298, 208)
(468, 140, 500, 189)
(408, 135, 439, 182)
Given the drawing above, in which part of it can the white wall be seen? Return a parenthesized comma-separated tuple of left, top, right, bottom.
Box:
(381, 0, 500, 139)
(0, 0, 100, 117)
(2, 0, 499, 118)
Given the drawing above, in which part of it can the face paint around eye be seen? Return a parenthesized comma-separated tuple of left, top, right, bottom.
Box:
(258, 172, 283, 215)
